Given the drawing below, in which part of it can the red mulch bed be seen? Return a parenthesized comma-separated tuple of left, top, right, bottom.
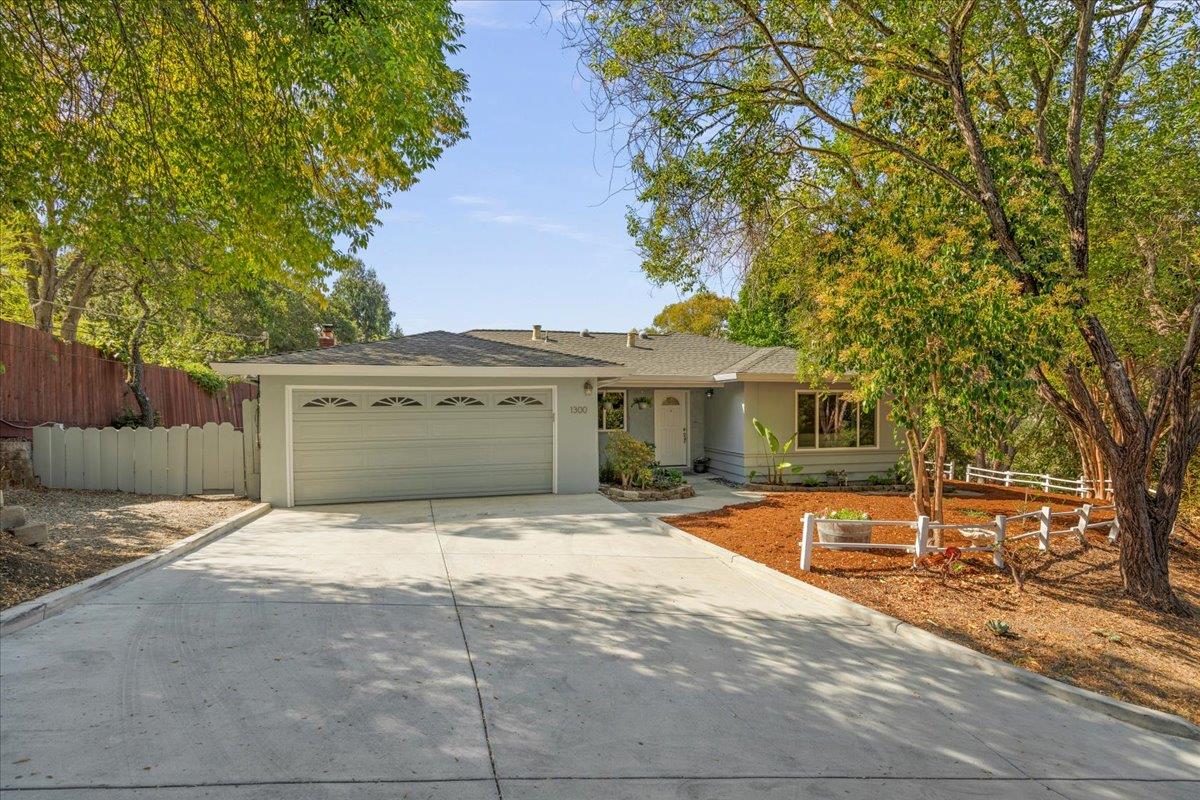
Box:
(666, 482, 1200, 725)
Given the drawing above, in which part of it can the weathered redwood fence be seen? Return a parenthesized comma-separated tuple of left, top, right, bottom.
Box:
(964, 464, 1112, 499)
(798, 504, 1118, 571)
(1, 320, 255, 438)
(30, 399, 260, 498)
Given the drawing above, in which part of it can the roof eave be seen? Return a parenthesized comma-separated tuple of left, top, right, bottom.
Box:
(210, 363, 628, 378)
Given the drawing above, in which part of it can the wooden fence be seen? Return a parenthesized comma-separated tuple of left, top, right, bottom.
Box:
(30, 399, 260, 498)
(798, 503, 1118, 572)
(1, 320, 255, 438)
(964, 464, 1112, 499)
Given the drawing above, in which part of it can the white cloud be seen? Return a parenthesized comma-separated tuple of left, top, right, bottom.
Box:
(451, 195, 601, 243)
(449, 194, 496, 206)
(455, 1, 535, 31)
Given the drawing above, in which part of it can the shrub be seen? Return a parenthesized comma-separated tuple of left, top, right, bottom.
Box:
(822, 508, 870, 521)
(652, 467, 685, 488)
(599, 460, 618, 485)
(112, 406, 161, 429)
(605, 432, 656, 489)
(182, 363, 229, 395)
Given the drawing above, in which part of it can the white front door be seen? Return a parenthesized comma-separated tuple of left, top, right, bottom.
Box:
(653, 390, 688, 466)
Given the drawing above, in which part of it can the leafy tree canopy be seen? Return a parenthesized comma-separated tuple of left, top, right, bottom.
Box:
(650, 291, 735, 336)
(1, 0, 467, 339)
(332, 259, 399, 341)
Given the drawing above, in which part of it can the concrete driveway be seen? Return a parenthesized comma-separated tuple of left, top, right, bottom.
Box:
(1, 493, 1196, 799)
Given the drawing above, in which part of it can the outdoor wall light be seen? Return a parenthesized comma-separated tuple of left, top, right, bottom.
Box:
(584, 380, 594, 396)
(705, 388, 715, 398)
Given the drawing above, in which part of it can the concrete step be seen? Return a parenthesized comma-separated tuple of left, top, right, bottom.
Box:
(10, 522, 48, 547)
(1, 505, 28, 531)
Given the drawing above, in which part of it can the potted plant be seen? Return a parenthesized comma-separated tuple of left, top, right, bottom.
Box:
(817, 508, 871, 544)
(631, 395, 652, 410)
(692, 455, 711, 473)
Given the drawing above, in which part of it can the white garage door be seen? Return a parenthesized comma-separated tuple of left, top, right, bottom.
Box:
(290, 388, 553, 505)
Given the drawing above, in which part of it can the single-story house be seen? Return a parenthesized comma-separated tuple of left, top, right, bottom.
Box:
(212, 326, 903, 506)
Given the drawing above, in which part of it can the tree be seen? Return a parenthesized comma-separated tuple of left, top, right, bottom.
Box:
(331, 259, 398, 341)
(727, 252, 799, 348)
(651, 291, 735, 336)
(1, 0, 466, 340)
(568, 0, 1199, 612)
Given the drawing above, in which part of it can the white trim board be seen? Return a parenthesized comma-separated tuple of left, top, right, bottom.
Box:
(214, 363, 623, 378)
(283, 383, 559, 508)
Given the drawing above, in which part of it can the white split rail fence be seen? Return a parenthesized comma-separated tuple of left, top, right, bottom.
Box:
(963, 464, 1112, 498)
(924, 460, 956, 480)
(31, 399, 260, 499)
(798, 502, 1119, 571)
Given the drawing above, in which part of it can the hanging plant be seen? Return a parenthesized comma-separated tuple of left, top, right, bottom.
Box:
(632, 396, 652, 410)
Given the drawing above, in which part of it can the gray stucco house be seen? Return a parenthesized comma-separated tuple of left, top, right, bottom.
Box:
(213, 326, 903, 507)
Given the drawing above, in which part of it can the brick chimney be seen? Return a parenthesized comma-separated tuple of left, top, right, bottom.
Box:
(317, 324, 336, 349)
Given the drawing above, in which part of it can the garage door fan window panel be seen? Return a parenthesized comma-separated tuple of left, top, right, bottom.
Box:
(373, 395, 423, 407)
(498, 395, 544, 406)
(436, 395, 485, 407)
(598, 390, 626, 431)
(794, 391, 877, 449)
(303, 396, 357, 408)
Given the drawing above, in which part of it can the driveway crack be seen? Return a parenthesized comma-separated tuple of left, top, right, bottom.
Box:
(430, 500, 504, 800)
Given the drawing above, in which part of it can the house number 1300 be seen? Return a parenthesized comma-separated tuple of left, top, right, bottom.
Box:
(569, 405, 589, 414)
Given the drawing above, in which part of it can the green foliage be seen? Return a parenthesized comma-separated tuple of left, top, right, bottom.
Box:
(181, 364, 229, 396)
(331, 259, 398, 342)
(822, 508, 870, 521)
(727, 253, 798, 348)
(111, 406, 160, 429)
(650, 291, 735, 337)
(986, 620, 1018, 639)
(750, 417, 803, 484)
(2, 0, 466, 343)
(604, 431, 657, 489)
(652, 467, 685, 488)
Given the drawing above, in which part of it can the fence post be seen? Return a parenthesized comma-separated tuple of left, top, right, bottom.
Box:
(1109, 513, 1120, 544)
(1076, 503, 1091, 549)
(965, 464, 973, 483)
(1004, 471, 1013, 487)
(993, 514, 1006, 569)
(1078, 475, 1087, 498)
(914, 515, 929, 565)
(1042, 474, 1051, 493)
(1038, 505, 1051, 551)
(799, 513, 815, 571)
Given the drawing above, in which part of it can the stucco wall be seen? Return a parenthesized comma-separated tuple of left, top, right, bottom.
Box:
(258, 374, 600, 506)
(740, 381, 904, 482)
(701, 383, 746, 482)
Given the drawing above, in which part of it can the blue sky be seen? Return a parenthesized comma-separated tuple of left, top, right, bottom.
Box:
(357, 0, 681, 334)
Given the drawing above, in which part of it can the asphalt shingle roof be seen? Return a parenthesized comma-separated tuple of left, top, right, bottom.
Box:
(228, 330, 621, 368)
(465, 329, 799, 378)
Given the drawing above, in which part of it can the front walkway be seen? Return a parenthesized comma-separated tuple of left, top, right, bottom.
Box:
(614, 474, 765, 516)
(1, 493, 1196, 799)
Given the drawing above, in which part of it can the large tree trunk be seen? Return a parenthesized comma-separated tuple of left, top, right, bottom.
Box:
(126, 288, 155, 428)
(1111, 465, 1180, 613)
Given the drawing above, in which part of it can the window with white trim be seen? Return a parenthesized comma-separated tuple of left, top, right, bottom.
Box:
(598, 390, 626, 431)
(794, 391, 877, 449)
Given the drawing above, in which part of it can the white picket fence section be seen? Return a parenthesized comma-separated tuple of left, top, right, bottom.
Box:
(31, 399, 260, 499)
(798, 502, 1119, 571)
(924, 460, 956, 480)
(964, 464, 1112, 498)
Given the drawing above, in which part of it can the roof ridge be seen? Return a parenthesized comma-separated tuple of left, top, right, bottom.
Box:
(459, 331, 623, 366)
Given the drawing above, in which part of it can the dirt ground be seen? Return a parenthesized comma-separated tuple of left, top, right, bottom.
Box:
(667, 482, 1200, 725)
(1, 488, 254, 610)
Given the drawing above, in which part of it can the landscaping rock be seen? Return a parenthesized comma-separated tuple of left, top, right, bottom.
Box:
(600, 484, 696, 502)
(10, 522, 48, 547)
(1, 505, 28, 531)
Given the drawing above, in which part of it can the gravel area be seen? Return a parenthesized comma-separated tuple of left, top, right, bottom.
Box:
(667, 483, 1200, 725)
(1, 488, 254, 609)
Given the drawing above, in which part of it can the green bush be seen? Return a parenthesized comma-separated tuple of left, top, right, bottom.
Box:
(653, 467, 685, 488)
(822, 508, 870, 521)
(599, 460, 618, 485)
(182, 363, 229, 395)
(112, 406, 161, 429)
(605, 432, 657, 488)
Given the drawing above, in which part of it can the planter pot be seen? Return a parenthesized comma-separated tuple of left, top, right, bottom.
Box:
(693, 460, 709, 474)
(817, 520, 871, 545)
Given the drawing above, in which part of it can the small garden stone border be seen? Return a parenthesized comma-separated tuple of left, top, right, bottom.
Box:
(745, 482, 913, 493)
(600, 484, 696, 502)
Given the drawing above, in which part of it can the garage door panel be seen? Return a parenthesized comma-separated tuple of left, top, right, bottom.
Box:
(290, 387, 555, 504)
